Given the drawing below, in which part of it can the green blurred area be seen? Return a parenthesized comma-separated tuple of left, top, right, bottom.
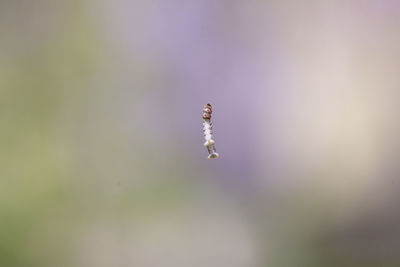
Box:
(0, 3, 198, 263)
(1, 3, 95, 265)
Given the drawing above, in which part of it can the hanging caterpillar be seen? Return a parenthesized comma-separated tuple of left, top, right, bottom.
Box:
(202, 103, 219, 159)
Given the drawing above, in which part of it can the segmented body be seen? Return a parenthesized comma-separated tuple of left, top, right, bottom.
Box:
(202, 103, 219, 159)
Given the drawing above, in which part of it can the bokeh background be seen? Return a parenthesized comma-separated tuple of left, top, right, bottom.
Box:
(2, 0, 400, 266)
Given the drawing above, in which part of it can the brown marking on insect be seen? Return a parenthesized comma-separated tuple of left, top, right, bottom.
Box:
(202, 103, 213, 119)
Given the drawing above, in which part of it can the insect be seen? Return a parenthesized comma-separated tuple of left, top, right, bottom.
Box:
(202, 103, 219, 159)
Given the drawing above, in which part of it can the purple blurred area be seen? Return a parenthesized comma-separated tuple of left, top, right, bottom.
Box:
(2, 0, 400, 266)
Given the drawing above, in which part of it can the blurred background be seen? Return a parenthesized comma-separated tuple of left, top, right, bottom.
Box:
(1, 0, 400, 266)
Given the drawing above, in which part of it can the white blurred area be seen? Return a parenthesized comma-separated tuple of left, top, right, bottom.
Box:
(257, 1, 400, 202)
(77, 195, 255, 267)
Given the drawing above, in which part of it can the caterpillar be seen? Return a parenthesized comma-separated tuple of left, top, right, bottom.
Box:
(202, 103, 219, 159)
